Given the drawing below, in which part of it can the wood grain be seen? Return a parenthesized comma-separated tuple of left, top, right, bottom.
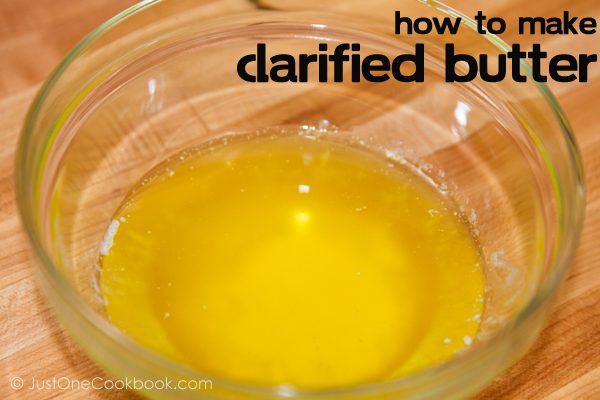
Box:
(0, 0, 598, 399)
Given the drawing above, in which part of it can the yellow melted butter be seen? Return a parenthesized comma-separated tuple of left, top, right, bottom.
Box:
(101, 132, 484, 389)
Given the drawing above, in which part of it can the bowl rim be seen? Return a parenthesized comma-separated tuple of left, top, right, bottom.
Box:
(15, 0, 585, 397)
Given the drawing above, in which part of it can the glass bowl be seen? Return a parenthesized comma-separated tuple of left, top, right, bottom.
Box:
(15, 0, 584, 398)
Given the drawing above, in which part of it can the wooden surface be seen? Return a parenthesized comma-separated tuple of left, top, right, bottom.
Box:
(0, 0, 599, 399)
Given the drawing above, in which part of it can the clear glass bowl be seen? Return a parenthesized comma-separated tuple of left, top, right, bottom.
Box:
(15, 0, 584, 398)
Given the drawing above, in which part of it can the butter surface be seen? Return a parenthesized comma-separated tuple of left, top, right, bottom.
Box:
(101, 132, 484, 389)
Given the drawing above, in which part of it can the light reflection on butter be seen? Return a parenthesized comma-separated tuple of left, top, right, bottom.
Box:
(294, 210, 311, 225)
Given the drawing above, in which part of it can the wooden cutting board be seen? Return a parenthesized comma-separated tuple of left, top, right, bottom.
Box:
(0, 0, 598, 399)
